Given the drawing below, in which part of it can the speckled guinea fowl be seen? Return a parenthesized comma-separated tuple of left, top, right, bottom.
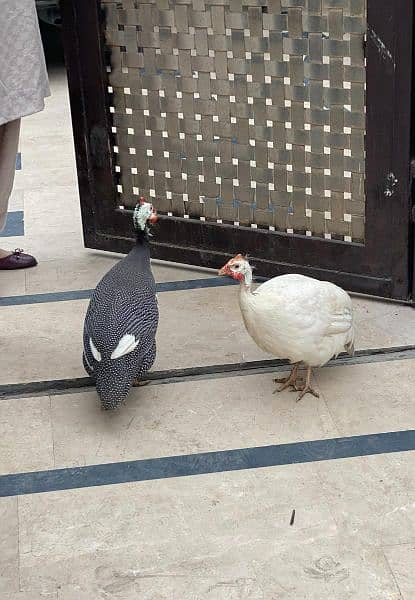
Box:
(82, 199, 159, 410)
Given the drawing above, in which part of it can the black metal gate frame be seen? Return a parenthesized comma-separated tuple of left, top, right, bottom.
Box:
(61, 0, 414, 301)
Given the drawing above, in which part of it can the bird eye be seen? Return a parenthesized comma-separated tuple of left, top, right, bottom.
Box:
(233, 264, 240, 269)
(89, 338, 102, 362)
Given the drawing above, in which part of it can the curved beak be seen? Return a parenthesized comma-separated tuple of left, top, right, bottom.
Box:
(218, 264, 230, 276)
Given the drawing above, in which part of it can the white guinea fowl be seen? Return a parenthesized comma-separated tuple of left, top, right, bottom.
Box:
(219, 254, 355, 400)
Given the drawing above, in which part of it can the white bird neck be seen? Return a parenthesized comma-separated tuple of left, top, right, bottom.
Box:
(240, 265, 253, 289)
(238, 265, 256, 318)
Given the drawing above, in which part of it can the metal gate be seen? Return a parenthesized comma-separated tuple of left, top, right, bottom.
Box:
(61, 0, 414, 300)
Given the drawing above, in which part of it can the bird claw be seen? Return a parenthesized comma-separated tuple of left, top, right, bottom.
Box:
(296, 386, 320, 402)
(273, 380, 300, 394)
(273, 379, 297, 394)
(289, 383, 304, 392)
(274, 376, 290, 384)
(273, 366, 300, 394)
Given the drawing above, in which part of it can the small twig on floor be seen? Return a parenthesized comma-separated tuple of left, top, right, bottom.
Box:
(290, 509, 296, 526)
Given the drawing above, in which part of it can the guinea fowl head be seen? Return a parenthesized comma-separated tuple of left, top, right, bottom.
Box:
(133, 197, 158, 242)
(218, 254, 253, 283)
(87, 333, 142, 410)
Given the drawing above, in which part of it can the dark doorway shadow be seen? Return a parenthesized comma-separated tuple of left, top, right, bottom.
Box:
(39, 19, 64, 67)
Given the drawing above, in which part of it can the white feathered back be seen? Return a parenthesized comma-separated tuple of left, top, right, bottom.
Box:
(238, 272, 355, 367)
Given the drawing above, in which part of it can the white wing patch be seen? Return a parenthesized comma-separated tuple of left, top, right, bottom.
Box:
(89, 338, 102, 362)
(111, 334, 140, 360)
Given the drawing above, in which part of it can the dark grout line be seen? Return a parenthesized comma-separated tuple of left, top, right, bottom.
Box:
(1, 430, 414, 498)
(1, 344, 415, 400)
(1, 289, 94, 306)
(0, 276, 239, 307)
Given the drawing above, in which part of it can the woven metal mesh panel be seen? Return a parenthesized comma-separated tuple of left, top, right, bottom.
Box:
(102, 0, 366, 242)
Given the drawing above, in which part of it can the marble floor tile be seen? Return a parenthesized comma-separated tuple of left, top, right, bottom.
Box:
(0, 498, 19, 595)
(383, 543, 415, 599)
(0, 397, 54, 475)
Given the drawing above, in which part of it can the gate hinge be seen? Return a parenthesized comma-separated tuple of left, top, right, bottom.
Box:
(384, 172, 398, 197)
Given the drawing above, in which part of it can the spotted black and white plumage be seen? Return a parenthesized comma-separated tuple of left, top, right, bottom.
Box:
(83, 202, 158, 409)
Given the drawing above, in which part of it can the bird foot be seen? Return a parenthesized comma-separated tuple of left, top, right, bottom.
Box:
(273, 366, 300, 394)
(274, 379, 301, 393)
(295, 385, 320, 402)
(132, 379, 150, 388)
